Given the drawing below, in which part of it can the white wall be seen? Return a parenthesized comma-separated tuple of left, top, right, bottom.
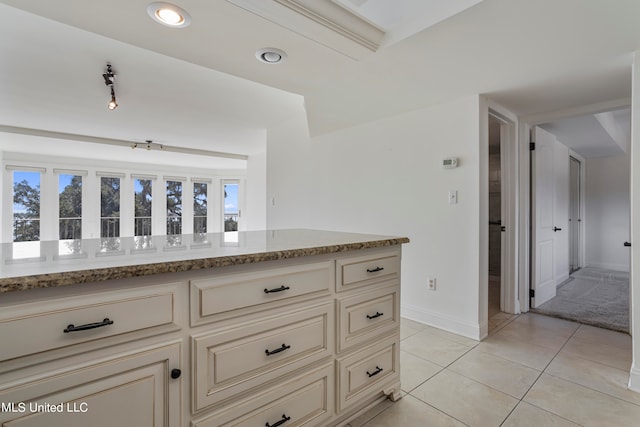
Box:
(244, 151, 267, 230)
(267, 95, 485, 339)
(585, 153, 631, 271)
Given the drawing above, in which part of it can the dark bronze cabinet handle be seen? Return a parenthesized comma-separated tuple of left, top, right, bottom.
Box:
(171, 369, 181, 379)
(624, 241, 631, 247)
(266, 414, 291, 427)
(366, 267, 384, 273)
(366, 312, 384, 320)
(64, 318, 114, 333)
(265, 343, 291, 356)
(366, 366, 383, 378)
(264, 285, 290, 294)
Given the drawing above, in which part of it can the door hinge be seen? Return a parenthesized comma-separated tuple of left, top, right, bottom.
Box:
(529, 289, 535, 298)
(530, 142, 535, 151)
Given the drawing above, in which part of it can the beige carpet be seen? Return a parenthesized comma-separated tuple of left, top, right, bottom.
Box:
(532, 267, 629, 333)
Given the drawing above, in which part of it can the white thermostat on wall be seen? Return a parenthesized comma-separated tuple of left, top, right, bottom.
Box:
(442, 157, 458, 169)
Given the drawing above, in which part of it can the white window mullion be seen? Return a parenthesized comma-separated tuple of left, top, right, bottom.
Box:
(84, 169, 100, 239)
(120, 175, 134, 237)
(210, 178, 221, 233)
(183, 180, 194, 236)
(1, 164, 11, 242)
(38, 169, 55, 241)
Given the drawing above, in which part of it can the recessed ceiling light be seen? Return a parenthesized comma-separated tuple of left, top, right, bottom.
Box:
(147, 2, 191, 28)
(255, 48, 287, 65)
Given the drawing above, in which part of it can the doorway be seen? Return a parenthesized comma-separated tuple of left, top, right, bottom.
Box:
(488, 116, 503, 320)
(487, 112, 518, 333)
(527, 111, 631, 332)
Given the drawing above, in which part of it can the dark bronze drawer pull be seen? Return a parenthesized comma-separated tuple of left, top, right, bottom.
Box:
(265, 343, 291, 356)
(366, 311, 384, 320)
(366, 267, 384, 273)
(64, 318, 114, 333)
(266, 414, 291, 427)
(264, 285, 290, 294)
(366, 366, 383, 378)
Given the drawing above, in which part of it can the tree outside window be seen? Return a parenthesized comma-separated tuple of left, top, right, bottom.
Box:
(166, 180, 182, 235)
(13, 171, 40, 242)
(101, 177, 120, 238)
(59, 174, 82, 240)
(193, 182, 207, 234)
(134, 179, 152, 236)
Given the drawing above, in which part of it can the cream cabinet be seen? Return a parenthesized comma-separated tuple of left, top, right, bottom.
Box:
(0, 340, 182, 427)
(0, 281, 184, 427)
(0, 245, 403, 427)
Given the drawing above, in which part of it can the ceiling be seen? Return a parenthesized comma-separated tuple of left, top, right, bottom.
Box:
(540, 108, 631, 158)
(1, 0, 639, 167)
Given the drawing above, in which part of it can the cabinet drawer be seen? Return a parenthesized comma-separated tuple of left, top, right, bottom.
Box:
(193, 302, 334, 411)
(336, 335, 399, 413)
(193, 363, 334, 427)
(337, 284, 399, 352)
(191, 261, 333, 325)
(0, 284, 179, 362)
(336, 251, 400, 292)
(0, 342, 181, 427)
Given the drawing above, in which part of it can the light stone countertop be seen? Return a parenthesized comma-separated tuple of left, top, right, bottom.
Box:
(0, 229, 409, 293)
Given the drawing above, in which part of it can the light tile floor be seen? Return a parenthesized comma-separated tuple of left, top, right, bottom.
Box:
(347, 313, 637, 427)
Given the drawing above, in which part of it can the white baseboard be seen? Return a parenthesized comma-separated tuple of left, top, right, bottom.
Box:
(629, 364, 640, 392)
(402, 304, 482, 341)
(555, 273, 570, 286)
(585, 262, 630, 272)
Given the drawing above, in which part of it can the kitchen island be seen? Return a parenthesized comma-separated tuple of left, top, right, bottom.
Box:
(0, 229, 408, 426)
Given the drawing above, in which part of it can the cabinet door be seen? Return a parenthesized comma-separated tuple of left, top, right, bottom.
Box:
(192, 302, 333, 411)
(336, 335, 399, 413)
(193, 363, 334, 427)
(336, 284, 399, 353)
(0, 342, 181, 427)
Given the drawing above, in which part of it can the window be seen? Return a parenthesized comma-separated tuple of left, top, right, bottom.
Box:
(166, 180, 182, 235)
(193, 182, 208, 234)
(59, 174, 82, 239)
(13, 171, 41, 242)
(134, 178, 152, 236)
(223, 180, 239, 233)
(101, 177, 120, 238)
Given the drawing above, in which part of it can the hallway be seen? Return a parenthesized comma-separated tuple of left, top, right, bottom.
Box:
(349, 314, 637, 427)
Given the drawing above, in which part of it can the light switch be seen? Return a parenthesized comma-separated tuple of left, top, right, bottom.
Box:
(448, 190, 458, 205)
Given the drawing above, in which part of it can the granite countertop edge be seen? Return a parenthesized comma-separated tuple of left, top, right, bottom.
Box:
(0, 237, 410, 294)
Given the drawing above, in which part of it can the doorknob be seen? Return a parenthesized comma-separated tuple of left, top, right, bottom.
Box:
(553, 227, 562, 232)
(624, 242, 631, 247)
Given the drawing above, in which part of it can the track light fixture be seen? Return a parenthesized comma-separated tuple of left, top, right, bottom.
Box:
(103, 63, 118, 111)
(131, 140, 166, 151)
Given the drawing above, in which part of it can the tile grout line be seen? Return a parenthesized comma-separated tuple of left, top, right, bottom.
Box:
(496, 321, 583, 426)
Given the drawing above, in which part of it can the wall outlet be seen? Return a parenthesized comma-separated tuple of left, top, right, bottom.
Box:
(427, 277, 436, 291)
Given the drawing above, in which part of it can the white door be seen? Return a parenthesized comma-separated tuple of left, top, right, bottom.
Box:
(531, 127, 565, 307)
